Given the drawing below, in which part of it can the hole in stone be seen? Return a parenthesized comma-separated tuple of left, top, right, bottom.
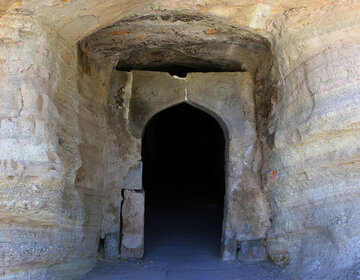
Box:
(142, 103, 225, 260)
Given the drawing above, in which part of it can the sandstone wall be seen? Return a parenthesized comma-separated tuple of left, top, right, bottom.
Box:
(1, 1, 360, 279)
(101, 70, 142, 259)
(0, 12, 110, 279)
(264, 2, 360, 278)
(0, 0, 327, 45)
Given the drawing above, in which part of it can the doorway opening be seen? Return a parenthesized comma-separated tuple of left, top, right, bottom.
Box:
(141, 103, 226, 260)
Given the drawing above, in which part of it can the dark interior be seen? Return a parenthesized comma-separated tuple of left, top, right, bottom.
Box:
(142, 103, 226, 259)
(116, 63, 245, 78)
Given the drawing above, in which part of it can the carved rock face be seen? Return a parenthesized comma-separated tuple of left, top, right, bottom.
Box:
(81, 11, 269, 76)
(1, 1, 360, 279)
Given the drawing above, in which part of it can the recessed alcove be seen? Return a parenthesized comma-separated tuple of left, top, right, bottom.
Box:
(142, 103, 225, 258)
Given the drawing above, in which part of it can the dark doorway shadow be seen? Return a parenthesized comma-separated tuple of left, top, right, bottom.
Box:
(142, 103, 225, 262)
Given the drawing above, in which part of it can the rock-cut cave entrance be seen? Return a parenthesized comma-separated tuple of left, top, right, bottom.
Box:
(142, 102, 226, 260)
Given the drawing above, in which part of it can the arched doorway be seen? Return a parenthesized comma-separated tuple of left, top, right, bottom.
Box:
(103, 71, 270, 261)
(142, 103, 226, 258)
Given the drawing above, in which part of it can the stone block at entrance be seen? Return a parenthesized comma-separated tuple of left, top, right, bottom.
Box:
(120, 190, 145, 259)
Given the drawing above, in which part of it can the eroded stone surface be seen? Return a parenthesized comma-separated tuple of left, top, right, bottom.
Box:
(263, 2, 360, 278)
(83, 12, 269, 76)
(1, 1, 360, 279)
(0, 12, 110, 280)
(0, 0, 323, 44)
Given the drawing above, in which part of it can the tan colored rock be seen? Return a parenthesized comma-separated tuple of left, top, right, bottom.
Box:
(0, 1, 360, 279)
(120, 190, 145, 259)
(0, 10, 111, 280)
(1, 0, 335, 44)
(264, 2, 360, 278)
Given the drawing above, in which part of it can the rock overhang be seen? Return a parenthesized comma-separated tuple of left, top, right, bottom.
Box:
(80, 11, 272, 76)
